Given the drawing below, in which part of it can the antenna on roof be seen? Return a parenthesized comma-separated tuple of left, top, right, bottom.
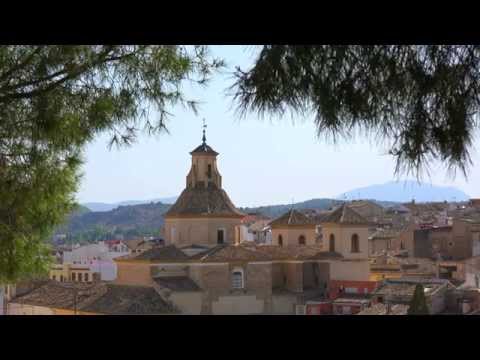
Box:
(202, 118, 207, 144)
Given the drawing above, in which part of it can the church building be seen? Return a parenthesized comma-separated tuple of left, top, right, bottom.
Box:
(112, 126, 375, 314)
(163, 128, 245, 247)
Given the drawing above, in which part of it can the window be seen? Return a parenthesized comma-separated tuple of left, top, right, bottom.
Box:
(84, 273, 89, 282)
(217, 229, 225, 244)
(329, 234, 335, 252)
(351, 234, 360, 253)
(52, 275, 56, 281)
(298, 235, 306, 246)
(231, 268, 244, 289)
(78, 273, 83, 282)
(71, 273, 76, 281)
(278, 234, 283, 247)
(171, 227, 176, 242)
(207, 164, 212, 178)
(400, 241, 405, 250)
(448, 241, 454, 247)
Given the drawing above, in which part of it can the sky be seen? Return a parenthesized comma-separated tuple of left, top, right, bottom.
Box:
(76, 46, 480, 207)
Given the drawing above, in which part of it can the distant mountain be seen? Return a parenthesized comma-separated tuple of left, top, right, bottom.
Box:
(240, 198, 343, 219)
(82, 196, 178, 212)
(337, 181, 470, 203)
(64, 181, 469, 244)
(82, 202, 118, 212)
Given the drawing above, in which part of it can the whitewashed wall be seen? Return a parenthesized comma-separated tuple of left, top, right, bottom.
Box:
(62, 242, 129, 281)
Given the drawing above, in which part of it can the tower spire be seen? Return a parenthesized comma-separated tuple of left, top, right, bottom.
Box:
(202, 118, 207, 144)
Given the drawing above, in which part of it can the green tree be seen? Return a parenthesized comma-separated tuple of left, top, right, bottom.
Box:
(0, 45, 223, 282)
(408, 284, 430, 315)
(233, 45, 480, 176)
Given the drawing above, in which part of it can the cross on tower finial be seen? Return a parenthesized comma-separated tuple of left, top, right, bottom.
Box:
(202, 118, 207, 144)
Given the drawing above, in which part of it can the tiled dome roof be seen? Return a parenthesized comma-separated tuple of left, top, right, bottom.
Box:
(164, 183, 244, 218)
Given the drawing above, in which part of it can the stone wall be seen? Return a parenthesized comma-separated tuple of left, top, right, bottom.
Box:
(321, 224, 369, 260)
(271, 227, 317, 247)
(115, 261, 154, 286)
(164, 217, 241, 247)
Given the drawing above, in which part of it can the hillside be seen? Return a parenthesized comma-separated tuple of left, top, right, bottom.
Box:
(55, 202, 171, 244)
(59, 197, 402, 244)
(240, 198, 397, 218)
(338, 181, 469, 203)
(240, 198, 344, 218)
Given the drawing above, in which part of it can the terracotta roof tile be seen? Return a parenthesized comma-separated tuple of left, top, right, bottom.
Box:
(164, 184, 245, 218)
(154, 276, 201, 292)
(357, 303, 409, 315)
(321, 204, 370, 225)
(82, 284, 176, 314)
(133, 245, 190, 261)
(269, 209, 316, 226)
(12, 281, 176, 314)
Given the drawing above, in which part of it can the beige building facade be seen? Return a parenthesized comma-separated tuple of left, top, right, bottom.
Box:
(110, 138, 374, 315)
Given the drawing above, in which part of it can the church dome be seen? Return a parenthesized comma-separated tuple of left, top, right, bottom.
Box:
(164, 183, 245, 218)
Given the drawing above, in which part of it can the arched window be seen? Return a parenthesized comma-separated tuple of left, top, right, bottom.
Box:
(278, 234, 283, 247)
(329, 234, 335, 252)
(351, 234, 360, 253)
(231, 267, 244, 289)
(298, 235, 306, 246)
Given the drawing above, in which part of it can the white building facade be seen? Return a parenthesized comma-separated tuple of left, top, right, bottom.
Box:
(62, 241, 130, 281)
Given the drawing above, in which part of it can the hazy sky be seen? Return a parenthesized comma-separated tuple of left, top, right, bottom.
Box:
(77, 46, 480, 207)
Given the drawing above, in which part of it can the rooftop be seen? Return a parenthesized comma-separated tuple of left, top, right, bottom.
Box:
(269, 209, 316, 227)
(12, 281, 176, 314)
(369, 228, 402, 240)
(321, 204, 370, 225)
(123, 243, 343, 263)
(164, 184, 245, 218)
(373, 278, 451, 299)
(190, 142, 219, 156)
(357, 303, 409, 315)
(154, 276, 201, 292)
(129, 245, 191, 261)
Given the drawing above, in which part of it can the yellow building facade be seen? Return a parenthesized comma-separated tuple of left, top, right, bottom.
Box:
(49, 264, 97, 283)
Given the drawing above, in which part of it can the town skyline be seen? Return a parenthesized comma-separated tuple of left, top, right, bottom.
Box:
(77, 46, 480, 207)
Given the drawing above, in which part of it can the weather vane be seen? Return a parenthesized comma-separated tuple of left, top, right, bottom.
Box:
(202, 118, 207, 144)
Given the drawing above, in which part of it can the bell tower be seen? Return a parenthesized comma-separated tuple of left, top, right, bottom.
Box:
(186, 119, 222, 189)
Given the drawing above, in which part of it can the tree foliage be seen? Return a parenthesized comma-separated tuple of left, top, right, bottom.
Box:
(408, 284, 430, 315)
(0, 45, 222, 282)
(233, 45, 480, 176)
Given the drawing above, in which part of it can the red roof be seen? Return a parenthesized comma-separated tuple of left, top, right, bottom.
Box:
(104, 240, 122, 245)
